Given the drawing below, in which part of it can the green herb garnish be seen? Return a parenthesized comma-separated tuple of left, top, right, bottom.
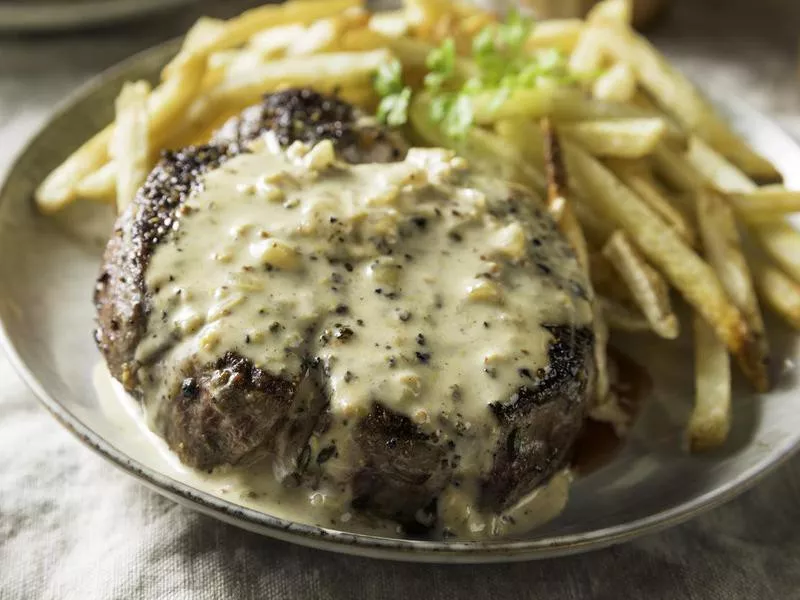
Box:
(374, 10, 576, 137)
(374, 58, 412, 127)
(377, 87, 412, 127)
(424, 37, 456, 91)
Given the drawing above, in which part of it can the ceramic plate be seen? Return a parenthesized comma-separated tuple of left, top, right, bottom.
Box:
(0, 0, 200, 31)
(2, 39, 800, 563)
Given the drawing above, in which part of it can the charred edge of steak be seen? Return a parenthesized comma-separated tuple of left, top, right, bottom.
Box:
(214, 88, 360, 149)
(163, 351, 300, 471)
(351, 402, 449, 534)
(483, 325, 594, 512)
(493, 195, 590, 303)
(213, 88, 407, 163)
(94, 144, 235, 386)
(132, 145, 234, 274)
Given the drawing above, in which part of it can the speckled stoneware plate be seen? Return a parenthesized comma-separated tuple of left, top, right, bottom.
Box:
(0, 0, 199, 32)
(2, 39, 800, 563)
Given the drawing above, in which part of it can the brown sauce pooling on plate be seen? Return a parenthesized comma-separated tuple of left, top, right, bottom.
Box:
(571, 347, 652, 476)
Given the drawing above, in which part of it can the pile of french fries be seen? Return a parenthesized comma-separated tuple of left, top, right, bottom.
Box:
(36, 0, 800, 452)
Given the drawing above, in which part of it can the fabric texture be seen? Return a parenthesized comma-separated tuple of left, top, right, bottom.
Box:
(1, 1, 800, 598)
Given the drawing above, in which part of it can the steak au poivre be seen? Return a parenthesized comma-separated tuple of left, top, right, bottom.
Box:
(95, 89, 594, 537)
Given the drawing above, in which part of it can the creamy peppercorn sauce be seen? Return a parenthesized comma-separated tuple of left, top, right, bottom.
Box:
(132, 135, 593, 536)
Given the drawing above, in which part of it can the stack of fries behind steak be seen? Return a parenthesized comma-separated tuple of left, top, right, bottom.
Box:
(36, 0, 800, 452)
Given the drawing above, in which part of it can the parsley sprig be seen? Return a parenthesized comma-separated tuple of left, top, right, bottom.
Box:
(375, 59, 412, 127)
(374, 10, 577, 138)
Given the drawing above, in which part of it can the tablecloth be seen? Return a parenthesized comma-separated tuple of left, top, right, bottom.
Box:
(2, 1, 800, 598)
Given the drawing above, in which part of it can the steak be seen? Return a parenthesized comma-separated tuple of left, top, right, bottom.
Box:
(94, 88, 594, 535)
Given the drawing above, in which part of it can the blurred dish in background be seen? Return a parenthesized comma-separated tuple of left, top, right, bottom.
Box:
(475, 0, 666, 28)
(0, 0, 202, 32)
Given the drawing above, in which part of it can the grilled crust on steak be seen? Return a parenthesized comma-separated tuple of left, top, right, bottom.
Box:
(94, 88, 593, 532)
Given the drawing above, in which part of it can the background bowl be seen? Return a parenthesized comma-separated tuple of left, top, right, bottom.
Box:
(0, 0, 202, 32)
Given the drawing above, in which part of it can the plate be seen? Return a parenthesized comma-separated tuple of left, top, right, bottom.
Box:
(1, 39, 800, 563)
(0, 0, 200, 32)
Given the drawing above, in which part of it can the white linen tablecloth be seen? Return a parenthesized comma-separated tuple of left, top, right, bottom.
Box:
(2, 1, 800, 598)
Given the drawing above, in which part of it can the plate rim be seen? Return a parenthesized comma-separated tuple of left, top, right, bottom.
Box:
(2, 37, 799, 563)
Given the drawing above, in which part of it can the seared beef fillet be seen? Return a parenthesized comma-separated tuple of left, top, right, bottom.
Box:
(95, 88, 593, 532)
(213, 89, 406, 163)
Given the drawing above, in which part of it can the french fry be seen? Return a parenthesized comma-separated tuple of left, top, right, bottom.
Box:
(592, 24, 780, 181)
(456, 126, 546, 193)
(343, 29, 473, 77)
(76, 162, 117, 203)
(470, 87, 570, 123)
(542, 120, 615, 409)
(337, 86, 378, 112)
(686, 136, 755, 192)
(286, 18, 342, 56)
(526, 19, 584, 53)
(569, 28, 606, 78)
(586, 0, 633, 25)
(457, 12, 496, 40)
(696, 188, 769, 391)
(592, 305, 613, 405)
(470, 88, 685, 143)
(574, 200, 615, 248)
(38, 51, 205, 211)
(248, 24, 308, 58)
(340, 6, 372, 30)
(607, 158, 696, 244)
(163, 0, 362, 78)
(683, 135, 800, 287)
(410, 94, 546, 193)
(208, 49, 267, 78)
(369, 10, 409, 38)
(444, 0, 493, 19)
(592, 62, 636, 103)
(652, 143, 704, 193)
(569, 0, 630, 79)
(494, 116, 611, 246)
(590, 253, 632, 303)
(211, 50, 392, 108)
(750, 254, 800, 330)
(111, 81, 151, 212)
(689, 313, 731, 452)
(183, 17, 226, 52)
(341, 28, 391, 52)
(494, 117, 544, 163)
(404, 0, 491, 38)
(396, 36, 476, 76)
(656, 127, 778, 388)
(603, 230, 679, 339)
(148, 54, 207, 149)
(167, 95, 246, 149)
(629, 90, 688, 153)
(542, 119, 590, 271)
(561, 118, 665, 158)
(35, 125, 113, 212)
(598, 296, 652, 332)
(402, 0, 449, 27)
(562, 140, 754, 366)
(427, 12, 458, 47)
(751, 220, 800, 284)
(730, 188, 800, 222)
